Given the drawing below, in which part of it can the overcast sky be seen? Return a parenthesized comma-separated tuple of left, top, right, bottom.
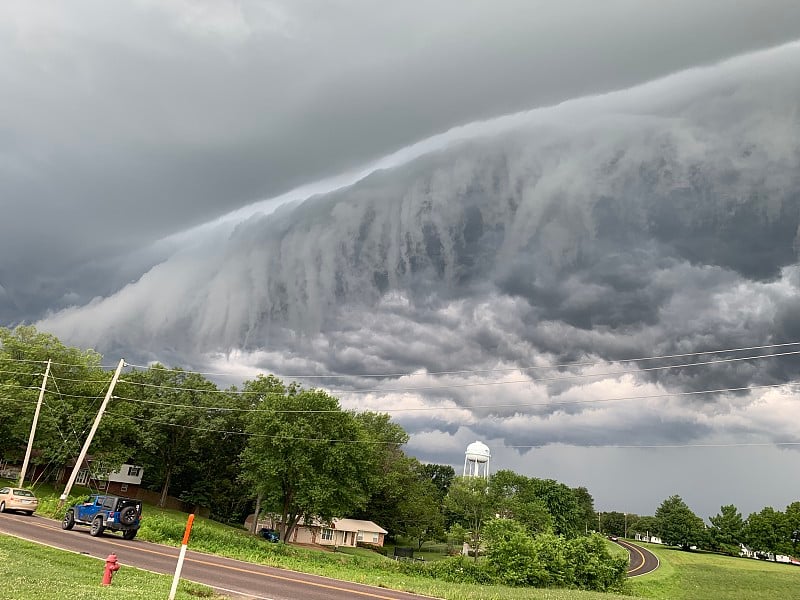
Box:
(3, 1, 800, 520)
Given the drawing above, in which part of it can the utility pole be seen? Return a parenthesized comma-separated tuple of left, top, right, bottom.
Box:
(598, 511, 601, 533)
(58, 359, 125, 509)
(19, 359, 51, 488)
(624, 512, 628, 539)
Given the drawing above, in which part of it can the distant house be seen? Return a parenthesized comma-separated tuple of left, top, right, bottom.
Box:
(60, 461, 144, 497)
(249, 515, 388, 547)
(301, 518, 387, 547)
(634, 533, 662, 544)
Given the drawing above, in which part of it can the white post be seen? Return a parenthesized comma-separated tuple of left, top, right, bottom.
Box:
(58, 359, 125, 507)
(169, 514, 195, 600)
(19, 359, 51, 488)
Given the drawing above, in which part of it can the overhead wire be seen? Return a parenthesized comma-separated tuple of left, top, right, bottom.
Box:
(103, 410, 800, 450)
(123, 340, 800, 379)
(111, 381, 799, 414)
(116, 349, 800, 395)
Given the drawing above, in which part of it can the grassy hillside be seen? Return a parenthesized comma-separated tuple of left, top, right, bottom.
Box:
(627, 542, 800, 600)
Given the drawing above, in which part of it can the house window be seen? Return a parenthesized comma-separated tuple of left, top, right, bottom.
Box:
(98, 480, 107, 489)
(321, 528, 333, 541)
(76, 469, 90, 486)
(127, 466, 141, 477)
(372, 533, 378, 543)
(120, 483, 128, 492)
(357, 531, 364, 541)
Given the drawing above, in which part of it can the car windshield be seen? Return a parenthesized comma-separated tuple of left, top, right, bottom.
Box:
(13, 489, 34, 497)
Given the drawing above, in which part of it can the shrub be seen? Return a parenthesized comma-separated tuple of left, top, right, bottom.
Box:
(565, 534, 628, 591)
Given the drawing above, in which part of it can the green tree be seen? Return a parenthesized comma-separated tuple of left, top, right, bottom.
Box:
(745, 507, 789, 557)
(654, 495, 706, 550)
(573, 486, 596, 535)
(420, 463, 456, 499)
(629, 515, 658, 538)
(118, 365, 222, 508)
(0, 326, 135, 482)
(489, 470, 553, 536)
(600, 511, 635, 538)
(708, 504, 745, 554)
(445, 476, 493, 561)
(530, 477, 582, 538)
(239, 376, 375, 542)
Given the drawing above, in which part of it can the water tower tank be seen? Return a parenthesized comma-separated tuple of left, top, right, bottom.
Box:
(463, 441, 491, 478)
(465, 441, 490, 462)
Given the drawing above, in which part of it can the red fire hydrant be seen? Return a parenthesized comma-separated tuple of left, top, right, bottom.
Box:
(102, 553, 120, 586)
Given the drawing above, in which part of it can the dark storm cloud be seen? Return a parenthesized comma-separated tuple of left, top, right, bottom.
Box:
(37, 39, 800, 448)
(4, 0, 800, 326)
(5, 2, 800, 516)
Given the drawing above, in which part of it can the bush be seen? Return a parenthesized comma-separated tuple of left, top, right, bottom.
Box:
(565, 534, 628, 591)
(357, 541, 388, 556)
(481, 519, 627, 591)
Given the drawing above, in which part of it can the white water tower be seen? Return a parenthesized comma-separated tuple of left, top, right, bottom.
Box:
(463, 441, 490, 479)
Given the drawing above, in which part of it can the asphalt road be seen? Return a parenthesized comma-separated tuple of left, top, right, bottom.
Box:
(0, 511, 433, 600)
(613, 538, 660, 577)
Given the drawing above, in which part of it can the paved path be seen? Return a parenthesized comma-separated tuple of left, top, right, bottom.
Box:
(614, 538, 660, 577)
(0, 511, 433, 600)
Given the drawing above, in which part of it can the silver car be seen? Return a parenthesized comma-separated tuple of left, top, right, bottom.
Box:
(0, 487, 39, 515)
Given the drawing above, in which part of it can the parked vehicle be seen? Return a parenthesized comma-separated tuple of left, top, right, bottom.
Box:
(0, 487, 38, 515)
(259, 527, 280, 542)
(62, 494, 142, 540)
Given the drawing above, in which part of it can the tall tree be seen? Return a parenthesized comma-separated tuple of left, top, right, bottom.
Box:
(655, 495, 706, 550)
(118, 365, 221, 507)
(490, 470, 553, 536)
(628, 515, 658, 538)
(530, 478, 582, 538)
(600, 511, 636, 538)
(239, 376, 375, 542)
(708, 505, 744, 553)
(420, 463, 456, 499)
(0, 325, 133, 481)
(745, 507, 789, 557)
(445, 476, 493, 561)
(573, 486, 596, 535)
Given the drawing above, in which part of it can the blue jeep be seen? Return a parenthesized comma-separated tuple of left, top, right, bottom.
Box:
(62, 494, 142, 540)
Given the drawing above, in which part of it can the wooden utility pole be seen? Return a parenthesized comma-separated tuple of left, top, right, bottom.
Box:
(19, 359, 51, 488)
(58, 359, 125, 508)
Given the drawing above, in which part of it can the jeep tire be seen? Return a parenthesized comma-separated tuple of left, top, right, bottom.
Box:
(90, 516, 105, 537)
(119, 505, 137, 525)
(62, 510, 75, 530)
(122, 529, 137, 540)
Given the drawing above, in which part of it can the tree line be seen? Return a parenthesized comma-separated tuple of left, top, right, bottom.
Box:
(614, 495, 800, 559)
(0, 325, 629, 590)
(0, 327, 592, 538)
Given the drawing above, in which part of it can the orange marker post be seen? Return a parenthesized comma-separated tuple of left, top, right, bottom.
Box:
(168, 513, 195, 600)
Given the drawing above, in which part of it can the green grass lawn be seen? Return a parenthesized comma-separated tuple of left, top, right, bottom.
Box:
(8, 480, 800, 600)
(0, 534, 223, 600)
(627, 542, 800, 600)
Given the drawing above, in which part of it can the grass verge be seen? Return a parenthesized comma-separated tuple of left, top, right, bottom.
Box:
(0, 533, 223, 600)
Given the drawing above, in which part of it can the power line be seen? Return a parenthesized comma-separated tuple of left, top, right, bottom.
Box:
(0, 357, 48, 365)
(103, 410, 800, 450)
(508, 442, 800, 449)
(123, 341, 800, 380)
(116, 349, 800, 395)
(111, 382, 798, 414)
